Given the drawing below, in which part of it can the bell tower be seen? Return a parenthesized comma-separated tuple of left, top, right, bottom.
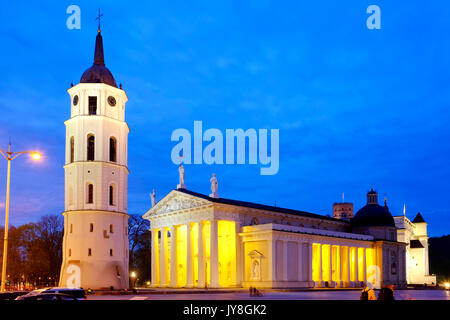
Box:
(59, 26, 129, 289)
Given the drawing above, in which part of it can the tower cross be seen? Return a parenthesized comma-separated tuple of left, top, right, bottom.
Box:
(96, 9, 104, 32)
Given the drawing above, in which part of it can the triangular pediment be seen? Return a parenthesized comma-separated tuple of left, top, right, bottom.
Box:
(248, 250, 263, 258)
(143, 189, 211, 219)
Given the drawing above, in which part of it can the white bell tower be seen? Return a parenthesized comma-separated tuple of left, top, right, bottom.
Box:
(59, 27, 129, 290)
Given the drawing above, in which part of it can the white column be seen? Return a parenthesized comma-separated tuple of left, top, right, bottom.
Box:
(197, 221, 205, 288)
(160, 228, 167, 287)
(268, 239, 276, 283)
(338, 246, 343, 287)
(307, 243, 313, 283)
(282, 240, 288, 281)
(297, 241, 303, 281)
(170, 225, 177, 287)
(355, 247, 360, 286)
(362, 248, 367, 284)
(347, 247, 351, 286)
(317, 244, 322, 286)
(151, 229, 158, 287)
(235, 222, 241, 286)
(210, 220, 219, 287)
(328, 245, 332, 285)
(186, 223, 193, 287)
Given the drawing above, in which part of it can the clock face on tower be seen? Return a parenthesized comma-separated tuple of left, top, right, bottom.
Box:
(108, 96, 116, 106)
(73, 95, 79, 106)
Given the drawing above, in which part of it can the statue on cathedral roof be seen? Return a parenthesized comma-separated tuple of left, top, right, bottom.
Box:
(210, 173, 219, 198)
(151, 189, 156, 207)
(177, 164, 186, 189)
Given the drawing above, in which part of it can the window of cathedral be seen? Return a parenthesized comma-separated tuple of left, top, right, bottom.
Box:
(87, 135, 95, 161)
(68, 249, 71, 257)
(109, 137, 117, 162)
(90, 223, 94, 232)
(70, 136, 74, 163)
(110, 224, 114, 234)
(88, 96, 97, 115)
(110, 249, 113, 256)
(88, 248, 92, 256)
(109, 185, 115, 206)
(70, 224, 73, 233)
(87, 184, 94, 203)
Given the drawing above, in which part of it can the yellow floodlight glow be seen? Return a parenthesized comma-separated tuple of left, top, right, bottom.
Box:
(218, 220, 236, 287)
(30, 152, 42, 160)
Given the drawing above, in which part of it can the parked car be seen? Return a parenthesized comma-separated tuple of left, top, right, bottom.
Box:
(21, 287, 87, 300)
(0, 291, 29, 300)
(16, 293, 76, 301)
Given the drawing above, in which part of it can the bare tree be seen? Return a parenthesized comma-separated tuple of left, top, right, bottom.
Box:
(128, 214, 150, 285)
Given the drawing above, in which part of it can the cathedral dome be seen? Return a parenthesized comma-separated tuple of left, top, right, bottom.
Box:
(351, 189, 395, 228)
(80, 31, 117, 87)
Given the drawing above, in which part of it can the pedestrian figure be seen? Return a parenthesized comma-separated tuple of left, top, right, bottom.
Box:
(377, 285, 395, 300)
(360, 282, 376, 300)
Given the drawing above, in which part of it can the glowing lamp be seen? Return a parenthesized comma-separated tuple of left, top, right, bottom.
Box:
(30, 152, 41, 160)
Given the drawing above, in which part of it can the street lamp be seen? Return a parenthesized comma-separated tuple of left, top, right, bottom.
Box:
(0, 142, 42, 292)
(130, 271, 137, 288)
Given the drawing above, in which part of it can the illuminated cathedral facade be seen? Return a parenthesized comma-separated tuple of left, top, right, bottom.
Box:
(143, 185, 434, 289)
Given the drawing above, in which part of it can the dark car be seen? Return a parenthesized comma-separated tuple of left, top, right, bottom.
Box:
(16, 293, 76, 301)
(43, 288, 87, 299)
(19, 287, 87, 300)
(0, 291, 29, 300)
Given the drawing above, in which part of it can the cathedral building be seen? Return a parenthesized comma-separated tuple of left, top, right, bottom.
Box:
(143, 181, 412, 289)
(59, 27, 130, 289)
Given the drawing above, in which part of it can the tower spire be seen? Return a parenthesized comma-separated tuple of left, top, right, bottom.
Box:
(96, 9, 103, 33)
(93, 9, 105, 66)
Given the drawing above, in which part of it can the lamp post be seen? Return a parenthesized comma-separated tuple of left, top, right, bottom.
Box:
(0, 143, 42, 292)
(130, 271, 138, 289)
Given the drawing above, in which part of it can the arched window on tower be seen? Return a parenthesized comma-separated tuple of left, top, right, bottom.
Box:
(87, 134, 95, 161)
(109, 184, 115, 206)
(87, 183, 94, 204)
(70, 136, 74, 163)
(109, 137, 117, 162)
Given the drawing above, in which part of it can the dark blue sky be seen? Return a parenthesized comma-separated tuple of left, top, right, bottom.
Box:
(0, 1, 449, 236)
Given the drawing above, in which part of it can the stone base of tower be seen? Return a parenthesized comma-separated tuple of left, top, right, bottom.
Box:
(59, 259, 129, 290)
